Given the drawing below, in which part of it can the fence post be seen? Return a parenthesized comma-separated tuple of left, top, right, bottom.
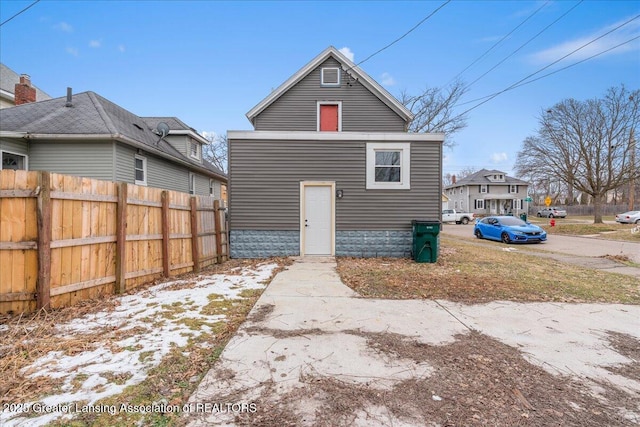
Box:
(214, 199, 223, 263)
(190, 196, 200, 273)
(36, 171, 51, 310)
(161, 191, 170, 277)
(115, 182, 127, 293)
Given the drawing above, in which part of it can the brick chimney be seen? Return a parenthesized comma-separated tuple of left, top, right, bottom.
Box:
(14, 74, 37, 105)
(452, 174, 456, 184)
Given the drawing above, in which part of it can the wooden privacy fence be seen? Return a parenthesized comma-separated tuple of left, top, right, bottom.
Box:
(0, 170, 228, 315)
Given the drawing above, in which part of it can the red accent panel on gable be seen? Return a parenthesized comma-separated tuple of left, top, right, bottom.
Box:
(319, 104, 339, 131)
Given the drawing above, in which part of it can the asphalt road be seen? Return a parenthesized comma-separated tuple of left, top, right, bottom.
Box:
(440, 222, 640, 277)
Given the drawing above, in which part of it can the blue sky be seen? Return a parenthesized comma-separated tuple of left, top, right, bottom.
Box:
(1, 0, 638, 177)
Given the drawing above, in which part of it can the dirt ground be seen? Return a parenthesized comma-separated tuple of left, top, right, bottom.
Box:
(214, 329, 639, 427)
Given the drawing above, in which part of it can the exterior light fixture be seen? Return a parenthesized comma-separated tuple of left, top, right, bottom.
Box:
(336, 189, 344, 199)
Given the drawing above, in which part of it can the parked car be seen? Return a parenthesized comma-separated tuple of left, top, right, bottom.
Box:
(536, 207, 567, 218)
(442, 209, 475, 224)
(615, 211, 640, 224)
(474, 216, 547, 244)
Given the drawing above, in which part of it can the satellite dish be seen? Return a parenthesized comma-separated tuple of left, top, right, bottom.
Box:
(156, 122, 170, 138)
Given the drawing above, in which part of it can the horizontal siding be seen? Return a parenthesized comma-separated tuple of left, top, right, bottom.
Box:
(29, 140, 114, 181)
(116, 143, 219, 195)
(229, 138, 441, 231)
(254, 58, 406, 132)
(0, 138, 28, 156)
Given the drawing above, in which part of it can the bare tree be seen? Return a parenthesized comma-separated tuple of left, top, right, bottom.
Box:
(202, 133, 228, 174)
(400, 79, 469, 148)
(514, 85, 640, 223)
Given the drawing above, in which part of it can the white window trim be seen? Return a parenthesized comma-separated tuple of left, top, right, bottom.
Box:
(188, 172, 196, 195)
(209, 179, 215, 197)
(189, 139, 201, 161)
(134, 154, 147, 186)
(480, 185, 487, 193)
(366, 142, 410, 190)
(509, 184, 517, 194)
(320, 67, 341, 87)
(316, 101, 342, 132)
(477, 199, 485, 209)
(0, 150, 28, 170)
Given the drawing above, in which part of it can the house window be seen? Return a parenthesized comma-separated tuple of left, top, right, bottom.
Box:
(189, 139, 201, 160)
(321, 67, 340, 86)
(1, 151, 27, 170)
(366, 142, 410, 190)
(476, 199, 485, 209)
(134, 154, 147, 186)
(480, 185, 487, 193)
(454, 201, 458, 209)
(189, 173, 196, 195)
(209, 179, 215, 197)
(509, 184, 517, 193)
(513, 199, 522, 209)
(460, 188, 463, 194)
(317, 101, 342, 131)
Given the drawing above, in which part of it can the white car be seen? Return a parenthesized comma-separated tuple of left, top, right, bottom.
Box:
(615, 211, 640, 224)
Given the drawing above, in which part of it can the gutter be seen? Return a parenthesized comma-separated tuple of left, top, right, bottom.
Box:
(23, 133, 227, 183)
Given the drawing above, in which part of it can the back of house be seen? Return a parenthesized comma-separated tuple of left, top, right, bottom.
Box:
(228, 46, 443, 258)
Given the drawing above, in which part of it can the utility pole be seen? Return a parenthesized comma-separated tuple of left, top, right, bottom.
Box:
(630, 127, 636, 211)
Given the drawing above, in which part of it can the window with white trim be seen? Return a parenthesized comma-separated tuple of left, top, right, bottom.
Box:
(189, 173, 196, 195)
(134, 154, 147, 186)
(476, 199, 485, 209)
(209, 179, 215, 197)
(189, 139, 201, 160)
(1, 151, 27, 170)
(509, 184, 517, 193)
(454, 201, 458, 209)
(317, 101, 342, 131)
(480, 185, 487, 193)
(513, 198, 522, 209)
(366, 143, 410, 190)
(321, 67, 340, 86)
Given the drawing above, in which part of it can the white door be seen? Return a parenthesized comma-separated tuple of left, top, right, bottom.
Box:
(303, 185, 332, 255)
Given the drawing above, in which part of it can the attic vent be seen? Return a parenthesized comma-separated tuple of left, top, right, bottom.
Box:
(321, 67, 340, 87)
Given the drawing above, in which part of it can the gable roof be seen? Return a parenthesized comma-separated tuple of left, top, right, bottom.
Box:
(0, 63, 51, 104)
(245, 46, 413, 126)
(445, 169, 529, 189)
(0, 91, 226, 181)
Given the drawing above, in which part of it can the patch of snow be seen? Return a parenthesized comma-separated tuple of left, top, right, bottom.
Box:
(1, 263, 278, 427)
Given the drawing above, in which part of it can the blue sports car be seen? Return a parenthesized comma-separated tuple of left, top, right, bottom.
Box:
(474, 216, 547, 244)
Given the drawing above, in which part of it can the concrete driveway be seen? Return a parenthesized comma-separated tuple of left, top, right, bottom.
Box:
(185, 257, 640, 426)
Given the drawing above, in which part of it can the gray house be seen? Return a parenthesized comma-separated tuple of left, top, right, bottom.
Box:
(444, 169, 530, 216)
(0, 63, 51, 109)
(0, 91, 226, 196)
(228, 46, 444, 258)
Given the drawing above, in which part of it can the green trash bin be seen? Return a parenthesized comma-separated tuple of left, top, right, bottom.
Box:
(411, 220, 440, 263)
(519, 213, 527, 222)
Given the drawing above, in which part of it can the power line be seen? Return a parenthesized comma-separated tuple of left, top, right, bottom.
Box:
(466, 0, 583, 89)
(504, 35, 640, 92)
(353, 0, 451, 69)
(456, 14, 640, 114)
(448, 1, 550, 85)
(0, 0, 40, 27)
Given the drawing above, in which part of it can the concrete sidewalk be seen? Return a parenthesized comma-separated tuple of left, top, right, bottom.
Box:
(185, 257, 640, 426)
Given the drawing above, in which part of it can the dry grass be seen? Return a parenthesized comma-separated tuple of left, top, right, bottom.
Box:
(0, 258, 293, 427)
(540, 222, 640, 241)
(336, 239, 640, 304)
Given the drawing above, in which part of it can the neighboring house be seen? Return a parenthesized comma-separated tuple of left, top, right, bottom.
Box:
(228, 46, 444, 258)
(0, 63, 51, 108)
(444, 169, 530, 216)
(442, 192, 450, 210)
(0, 90, 226, 196)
